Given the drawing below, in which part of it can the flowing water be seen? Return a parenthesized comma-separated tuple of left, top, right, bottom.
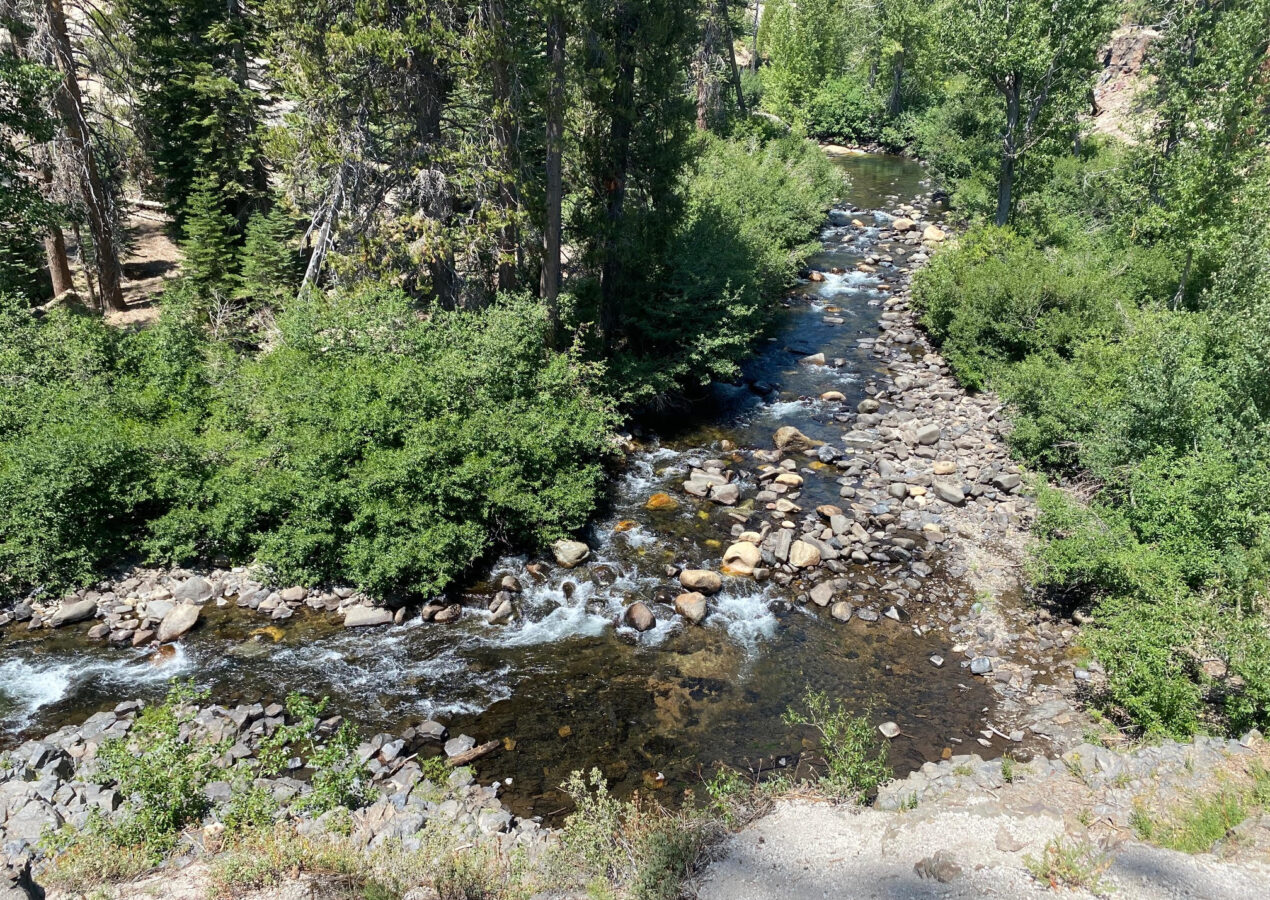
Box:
(0, 153, 997, 819)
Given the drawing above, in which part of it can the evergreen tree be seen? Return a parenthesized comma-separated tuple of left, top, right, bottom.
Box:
(119, 0, 269, 230)
(180, 175, 237, 301)
(236, 204, 298, 306)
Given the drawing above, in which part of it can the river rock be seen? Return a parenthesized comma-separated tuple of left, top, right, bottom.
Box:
(445, 735, 476, 759)
(49, 597, 97, 628)
(432, 604, 462, 623)
(674, 592, 708, 625)
(915, 423, 941, 445)
(645, 492, 679, 511)
(789, 540, 821, 568)
(800, 352, 826, 366)
(932, 460, 957, 475)
(879, 721, 901, 739)
(831, 601, 854, 622)
(773, 426, 816, 451)
(172, 576, 214, 604)
(892, 216, 916, 232)
(280, 586, 308, 603)
(679, 570, 722, 594)
(156, 604, 201, 643)
(552, 540, 591, 569)
(488, 598, 514, 624)
(858, 398, 880, 414)
(722, 542, 761, 576)
(933, 482, 966, 505)
(710, 483, 740, 505)
(624, 601, 656, 632)
(922, 224, 946, 243)
(810, 579, 847, 606)
(970, 657, 993, 675)
(343, 606, 393, 628)
(993, 472, 1022, 492)
(820, 390, 845, 402)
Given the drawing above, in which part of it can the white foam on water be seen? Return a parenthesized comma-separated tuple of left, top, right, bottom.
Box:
(0, 648, 194, 733)
(766, 398, 815, 419)
(710, 588, 780, 651)
(816, 270, 879, 299)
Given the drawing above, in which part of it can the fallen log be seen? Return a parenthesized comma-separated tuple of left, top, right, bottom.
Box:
(446, 740, 500, 767)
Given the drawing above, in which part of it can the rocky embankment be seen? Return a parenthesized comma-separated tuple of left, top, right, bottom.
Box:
(0, 701, 545, 898)
(701, 731, 1270, 900)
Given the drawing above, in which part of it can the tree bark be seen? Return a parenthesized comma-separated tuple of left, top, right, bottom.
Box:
(887, 54, 904, 116)
(44, 226, 74, 296)
(719, 0, 746, 115)
(996, 80, 1020, 227)
(488, 0, 518, 294)
(749, 0, 760, 71)
(299, 165, 344, 294)
(599, 3, 637, 350)
(45, 0, 126, 312)
(540, 4, 565, 339)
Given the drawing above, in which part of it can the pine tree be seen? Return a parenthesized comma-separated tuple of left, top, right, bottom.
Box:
(235, 205, 298, 306)
(180, 175, 237, 301)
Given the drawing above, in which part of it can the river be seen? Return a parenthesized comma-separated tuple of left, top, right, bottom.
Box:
(0, 153, 1000, 820)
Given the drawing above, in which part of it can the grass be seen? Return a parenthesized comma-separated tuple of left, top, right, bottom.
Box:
(1024, 839, 1110, 894)
(1130, 763, 1270, 854)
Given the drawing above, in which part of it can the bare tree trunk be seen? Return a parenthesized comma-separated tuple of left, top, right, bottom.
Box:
(488, 0, 518, 294)
(70, 221, 99, 310)
(299, 165, 344, 294)
(749, 0, 760, 71)
(996, 81, 1020, 227)
(540, 4, 565, 340)
(719, 0, 746, 115)
(599, 3, 637, 350)
(1171, 247, 1193, 311)
(695, 57, 709, 130)
(45, 0, 126, 312)
(44, 226, 74, 296)
(38, 166, 74, 295)
(887, 54, 904, 116)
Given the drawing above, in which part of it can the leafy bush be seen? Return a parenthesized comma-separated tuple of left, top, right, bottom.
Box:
(783, 690, 892, 802)
(806, 77, 883, 145)
(605, 133, 843, 406)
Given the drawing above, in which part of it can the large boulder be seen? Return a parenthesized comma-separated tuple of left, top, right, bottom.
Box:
(678, 569, 722, 594)
(172, 576, 214, 604)
(922, 224, 947, 243)
(773, 426, 816, 452)
(789, 540, 822, 568)
(49, 597, 97, 628)
(344, 606, 393, 628)
(674, 592, 708, 625)
(552, 540, 591, 569)
(722, 542, 761, 576)
(892, 216, 916, 232)
(156, 604, 201, 643)
(623, 601, 656, 633)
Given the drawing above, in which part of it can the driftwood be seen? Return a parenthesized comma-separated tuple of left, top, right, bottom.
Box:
(446, 740, 499, 768)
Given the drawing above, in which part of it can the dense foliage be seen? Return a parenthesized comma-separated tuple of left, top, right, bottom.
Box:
(911, 0, 1270, 737)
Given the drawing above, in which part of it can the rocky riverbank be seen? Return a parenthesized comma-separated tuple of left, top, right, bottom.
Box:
(0, 699, 547, 898)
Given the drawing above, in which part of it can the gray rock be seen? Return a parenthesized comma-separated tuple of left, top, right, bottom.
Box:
(970, 657, 993, 675)
(172, 576, 214, 604)
(344, 606, 393, 628)
(156, 604, 201, 643)
(49, 598, 97, 628)
(933, 482, 966, 505)
(552, 540, 591, 568)
(915, 423, 941, 445)
(445, 735, 476, 759)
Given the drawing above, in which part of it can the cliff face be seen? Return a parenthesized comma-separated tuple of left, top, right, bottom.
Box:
(1091, 25, 1161, 143)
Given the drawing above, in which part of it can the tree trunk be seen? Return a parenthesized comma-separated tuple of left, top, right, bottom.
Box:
(749, 0, 760, 71)
(39, 166, 74, 296)
(541, 4, 565, 339)
(44, 226, 74, 297)
(599, 3, 637, 350)
(1171, 247, 1193, 311)
(488, 0, 518, 294)
(45, 0, 126, 312)
(996, 81, 1020, 227)
(719, 0, 746, 115)
(887, 54, 904, 116)
(299, 165, 344, 294)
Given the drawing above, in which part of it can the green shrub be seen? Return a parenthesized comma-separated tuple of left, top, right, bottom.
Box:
(806, 77, 883, 145)
(783, 690, 892, 803)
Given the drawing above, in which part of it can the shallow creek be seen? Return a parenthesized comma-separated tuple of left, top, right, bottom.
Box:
(0, 154, 1001, 820)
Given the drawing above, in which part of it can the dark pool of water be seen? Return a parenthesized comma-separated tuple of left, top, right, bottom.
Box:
(1, 153, 996, 820)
